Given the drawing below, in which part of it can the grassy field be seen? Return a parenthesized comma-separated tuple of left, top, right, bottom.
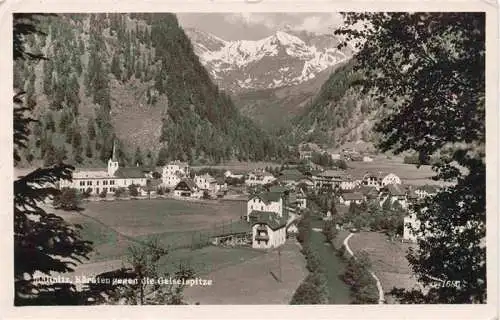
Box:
(347, 231, 421, 304)
(182, 241, 308, 304)
(55, 198, 249, 262)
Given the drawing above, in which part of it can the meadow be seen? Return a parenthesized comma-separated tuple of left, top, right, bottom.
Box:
(347, 231, 420, 304)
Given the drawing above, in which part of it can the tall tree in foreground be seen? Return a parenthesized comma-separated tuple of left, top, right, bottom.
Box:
(13, 13, 93, 305)
(336, 13, 485, 303)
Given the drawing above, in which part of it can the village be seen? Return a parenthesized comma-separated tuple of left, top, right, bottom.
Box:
(58, 141, 439, 251)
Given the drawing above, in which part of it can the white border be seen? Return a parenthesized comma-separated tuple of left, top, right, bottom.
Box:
(0, 1, 498, 319)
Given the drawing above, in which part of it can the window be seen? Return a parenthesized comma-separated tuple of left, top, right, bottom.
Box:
(87, 181, 92, 186)
(103, 180, 108, 185)
(104, 187, 108, 192)
(110, 180, 115, 185)
(79, 181, 84, 186)
(96, 181, 100, 186)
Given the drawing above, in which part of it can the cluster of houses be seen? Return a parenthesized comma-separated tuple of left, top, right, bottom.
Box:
(60, 144, 439, 246)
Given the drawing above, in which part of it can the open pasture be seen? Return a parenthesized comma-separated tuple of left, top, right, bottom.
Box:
(82, 198, 245, 237)
(182, 241, 307, 304)
(347, 231, 421, 303)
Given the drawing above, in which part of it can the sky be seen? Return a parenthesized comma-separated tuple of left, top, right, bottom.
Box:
(176, 13, 344, 41)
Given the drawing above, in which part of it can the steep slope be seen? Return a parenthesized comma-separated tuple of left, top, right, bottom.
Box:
(185, 28, 354, 93)
(290, 61, 386, 149)
(14, 13, 287, 168)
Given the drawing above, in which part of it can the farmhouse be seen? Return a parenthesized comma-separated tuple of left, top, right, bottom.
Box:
(59, 144, 148, 195)
(339, 192, 365, 206)
(247, 192, 283, 221)
(162, 160, 190, 188)
(173, 179, 199, 198)
(250, 211, 287, 249)
(245, 170, 276, 186)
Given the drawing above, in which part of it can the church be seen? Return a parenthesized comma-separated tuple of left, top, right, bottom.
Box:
(59, 143, 150, 195)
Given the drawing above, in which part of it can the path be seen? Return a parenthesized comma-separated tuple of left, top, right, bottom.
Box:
(343, 232, 385, 304)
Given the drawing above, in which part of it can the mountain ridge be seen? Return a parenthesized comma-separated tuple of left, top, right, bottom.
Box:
(185, 28, 354, 93)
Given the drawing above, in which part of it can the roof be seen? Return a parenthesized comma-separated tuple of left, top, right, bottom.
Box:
(268, 186, 289, 194)
(250, 211, 287, 230)
(319, 170, 346, 178)
(175, 178, 197, 191)
(356, 185, 379, 196)
(73, 169, 110, 179)
(114, 167, 148, 179)
(386, 184, 406, 196)
(249, 191, 282, 203)
(341, 192, 364, 201)
(279, 169, 303, 181)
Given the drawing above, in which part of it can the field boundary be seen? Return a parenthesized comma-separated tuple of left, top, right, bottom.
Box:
(343, 233, 385, 304)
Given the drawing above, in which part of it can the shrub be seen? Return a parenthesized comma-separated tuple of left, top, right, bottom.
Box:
(157, 187, 164, 195)
(128, 184, 139, 197)
(99, 189, 107, 198)
(53, 187, 81, 211)
(114, 187, 126, 198)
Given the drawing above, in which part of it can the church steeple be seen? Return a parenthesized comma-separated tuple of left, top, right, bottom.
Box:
(108, 140, 119, 176)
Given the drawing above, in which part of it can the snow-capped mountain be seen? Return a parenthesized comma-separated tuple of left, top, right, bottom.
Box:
(185, 28, 354, 92)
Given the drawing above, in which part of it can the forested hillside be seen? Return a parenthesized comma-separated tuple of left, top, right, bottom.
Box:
(14, 13, 287, 168)
(289, 61, 387, 149)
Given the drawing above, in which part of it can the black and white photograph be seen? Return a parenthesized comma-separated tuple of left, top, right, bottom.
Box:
(6, 5, 498, 317)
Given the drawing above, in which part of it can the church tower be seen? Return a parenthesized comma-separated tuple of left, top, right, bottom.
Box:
(107, 141, 119, 176)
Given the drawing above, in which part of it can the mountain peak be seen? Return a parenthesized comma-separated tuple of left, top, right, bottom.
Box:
(185, 28, 353, 93)
(272, 30, 305, 47)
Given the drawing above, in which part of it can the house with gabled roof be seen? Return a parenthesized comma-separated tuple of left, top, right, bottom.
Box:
(246, 192, 283, 221)
(339, 192, 365, 206)
(250, 211, 287, 249)
(173, 178, 199, 198)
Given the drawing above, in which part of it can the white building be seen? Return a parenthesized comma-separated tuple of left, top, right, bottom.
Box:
(245, 170, 276, 186)
(247, 192, 283, 221)
(363, 156, 374, 162)
(162, 161, 190, 188)
(59, 143, 148, 195)
(381, 173, 402, 186)
(251, 212, 287, 249)
(194, 173, 216, 191)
